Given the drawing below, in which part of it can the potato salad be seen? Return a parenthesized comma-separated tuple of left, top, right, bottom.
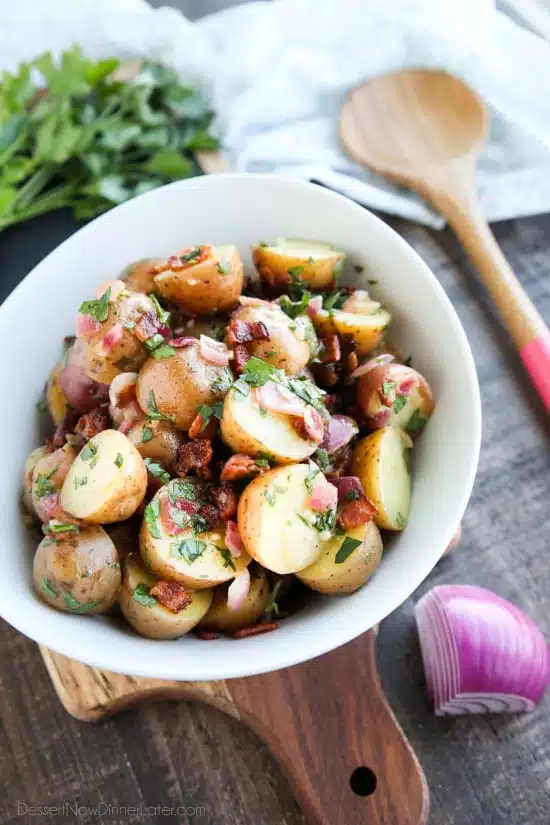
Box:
(24, 239, 435, 640)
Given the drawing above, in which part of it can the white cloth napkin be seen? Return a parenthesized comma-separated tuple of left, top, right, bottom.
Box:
(2, 0, 550, 227)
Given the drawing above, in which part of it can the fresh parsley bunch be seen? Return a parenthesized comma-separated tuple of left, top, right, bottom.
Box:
(0, 46, 220, 232)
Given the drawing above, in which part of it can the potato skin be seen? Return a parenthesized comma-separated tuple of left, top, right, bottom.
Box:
(154, 245, 243, 316)
(199, 566, 269, 632)
(136, 344, 232, 431)
(252, 243, 344, 290)
(120, 258, 164, 294)
(313, 308, 391, 357)
(297, 521, 383, 594)
(120, 553, 212, 640)
(32, 444, 77, 523)
(33, 525, 121, 614)
(356, 363, 435, 432)
(46, 362, 70, 425)
(126, 418, 184, 472)
(22, 445, 51, 514)
(230, 303, 311, 375)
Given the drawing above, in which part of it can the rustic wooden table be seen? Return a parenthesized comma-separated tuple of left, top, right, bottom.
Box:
(0, 205, 549, 825)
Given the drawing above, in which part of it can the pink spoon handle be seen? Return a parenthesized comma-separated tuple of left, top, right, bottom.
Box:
(520, 335, 550, 411)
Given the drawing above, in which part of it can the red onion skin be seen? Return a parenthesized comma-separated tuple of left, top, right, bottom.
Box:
(331, 476, 365, 503)
(320, 415, 359, 454)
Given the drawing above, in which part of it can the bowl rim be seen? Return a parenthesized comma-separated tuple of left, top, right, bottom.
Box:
(1, 173, 481, 680)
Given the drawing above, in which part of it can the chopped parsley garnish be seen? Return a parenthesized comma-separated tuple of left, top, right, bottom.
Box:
(335, 536, 362, 564)
(287, 265, 305, 279)
(406, 409, 426, 435)
(40, 578, 57, 599)
(169, 478, 198, 503)
(232, 378, 250, 397)
(313, 508, 336, 533)
(148, 293, 170, 325)
(211, 373, 232, 392)
(287, 376, 326, 412)
(305, 461, 320, 493)
(279, 292, 310, 319)
(144, 458, 170, 484)
(255, 458, 270, 469)
(73, 476, 88, 490)
(258, 241, 268, 248)
(258, 451, 275, 465)
(332, 258, 345, 279)
(404, 355, 413, 367)
(382, 381, 396, 396)
(403, 447, 413, 472)
(145, 333, 167, 352)
(237, 356, 326, 412)
(265, 591, 280, 618)
(180, 246, 203, 264)
(61, 592, 98, 613)
(314, 448, 332, 473)
(144, 498, 161, 539)
(36, 396, 47, 414)
(322, 289, 348, 312)
(217, 260, 230, 275)
(48, 522, 78, 535)
(79, 286, 111, 323)
(170, 538, 207, 563)
(152, 345, 176, 360)
(34, 465, 59, 499)
(217, 546, 236, 571)
(354, 265, 364, 274)
(196, 402, 223, 429)
(395, 512, 407, 529)
(264, 488, 277, 507)
(307, 256, 315, 265)
(123, 320, 136, 330)
(114, 453, 124, 468)
(80, 441, 99, 466)
(147, 390, 175, 422)
(368, 279, 378, 285)
(241, 356, 279, 387)
(132, 583, 157, 608)
(141, 425, 153, 443)
(393, 395, 407, 414)
(344, 489, 360, 502)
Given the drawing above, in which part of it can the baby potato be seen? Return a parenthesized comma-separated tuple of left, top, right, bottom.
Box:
(199, 566, 269, 632)
(238, 465, 329, 574)
(22, 445, 52, 514)
(220, 384, 318, 464)
(120, 553, 212, 640)
(154, 244, 243, 315)
(61, 430, 147, 524)
(252, 238, 345, 290)
(136, 344, 232, 431)
(231, 302, 311, 375)
(297, 521, 383, 595)
(351, 427, 411, 531)
(313, 307, 391, 357)
(140, 495, 251, 590)
(32, 444, 77, 523)
(120, 258, 164, 294)
(126, 418, 184, 472)
(33, 525, 121, 614)
(46, 362, 70, 426)
(356, 362, 435, 434)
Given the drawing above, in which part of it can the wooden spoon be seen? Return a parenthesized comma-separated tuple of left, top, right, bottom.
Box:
(340, 69, 550, 410)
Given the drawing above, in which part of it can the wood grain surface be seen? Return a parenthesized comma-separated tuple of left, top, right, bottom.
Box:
(1, 207, 549, 825)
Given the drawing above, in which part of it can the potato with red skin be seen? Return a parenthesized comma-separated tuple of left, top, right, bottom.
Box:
(154, 245, 243, 316)
(230, 302, 310, 375)
(252, 238, 345, 290)
(356, 362, 434, 434)
(46, 362, 70, 425)
(136, 344, 232, 431)
(22, 445, 52, 514)
(31, 444, 77, 523)
(59, 340, 109, 412)
(120, 258, 164, 294)
(126, 418, 184, 472)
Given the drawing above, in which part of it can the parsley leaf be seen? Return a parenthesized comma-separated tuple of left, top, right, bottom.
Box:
(395, 512, 407, 529)
(144, 498, 161, 539)
(382, 380, 396, 396)
(406, 408, 426, 435)
(314, 448, 332, 473)
(241, 356, 279, 388)
(34, 465, 59, 499)
(313, 508, 336, 533)
(344, 489, 360, 502)
(196, 402, 224, 429)
(148, 293, 170, 325)
(217, 260, 230, 275)
(61, 592, 99, 613)
(335, 536, 362, 564)
(170, 539, 207, 563)
(132, 583, 157, 608)
(40, 578, 58, 599)
(217, 546, 236, 571)
(151, 345, 176, 360)
(305, 460, 320, 493)
(264, 488, 277, 506)
(147, 389, 175, 422)
(36, 396, 47, 414)
(279, 292, 311, 319)
(144, 458, 170, 484)
(79, 286, 111, 322)
(141, 425, 153, 443)
(114, 453, 124, 468)
(393, 395, 408, 414)
(322, 289, 348, 312)
(80, 441, 98, 466)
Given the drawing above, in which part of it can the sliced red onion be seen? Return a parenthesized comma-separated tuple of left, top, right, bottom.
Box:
(255, 382, 306, 417)
(307, 295, 323, 317)
(303, 406, 324, 443)
(168, 336, 196, 348)
(320, 414, 359, 454)
(350, 353, 394, 380)
(199, 334, 230, 366)
(331, 476, 365, 503)
(76, 313, 101, 338)
(225, 520, 243, 558)
(99, 323, 123, 354)
(227, 568, 251, 611)
(416, 585, 549, 715)
(307, 475, 338, 513)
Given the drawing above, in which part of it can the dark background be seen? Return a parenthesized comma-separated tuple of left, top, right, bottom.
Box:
(1, 2, 549, 824)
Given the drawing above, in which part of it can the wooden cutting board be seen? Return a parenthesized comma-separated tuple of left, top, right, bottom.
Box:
(39, 628, 429, 825)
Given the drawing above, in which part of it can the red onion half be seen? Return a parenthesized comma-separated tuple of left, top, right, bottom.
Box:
(320, 415, 359, 454)
(416, 585, 549, 715)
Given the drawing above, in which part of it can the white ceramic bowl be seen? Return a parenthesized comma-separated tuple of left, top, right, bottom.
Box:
(0, 174, 481, 680)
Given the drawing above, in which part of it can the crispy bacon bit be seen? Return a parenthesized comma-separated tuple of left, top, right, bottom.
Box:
(188, 412, 218, 441)
(313, 363, 339, 388)
(338, 497, 378, 530)
(194, 629, 221, 640)
(303, 405, 324, 443)
(230, 622, 279, 639)
(76, 313, 101, 338)
(211, 483, 238, 521)
(225, 520, 244, 558)
(175, 440, 213, 478)
(233, 344, 250, 374)
(150, 580, 193, 613)
(319, 334, 341, 364)
(307, 476, 338, 513)
(198, 504, 220, 531)
(255, 382, 306, 417)
(220, 454, 263, 482)
(133, 311, 161, 342)
(227, 319, 270, 345)
(53, 411, 80, 448)
(75, 407, 110, 440)
(199, 334, 230, 366)
(99, 323, 123, 354)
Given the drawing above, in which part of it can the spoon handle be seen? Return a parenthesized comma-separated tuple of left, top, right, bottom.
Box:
(428, 177, 550, 410)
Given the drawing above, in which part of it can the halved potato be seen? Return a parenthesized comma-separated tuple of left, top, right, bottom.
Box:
(313, 307, 391, 356)
(22, 445, 52, 514)
(46, 362, 70, 426)
(356, 362, 435, 433)
(140, 486, 251, 589)
(252, 238, 345, 290)
(350, 427, 411, 531)
(297, 521, 383, 594)
(60, 430, 147, 523)
(120, 258, 164, 294)
(220, 384, 318, 464)
(33, 525, 121, 614)
(126, 418, 184, 472)
(199, 566, 269, 632)
(154, 244, 243, 315)
(238, 465, 329, 574)
(32, 444, 77, 523)
(136, 344, 232, 431)
(120, 553, 212, 640)
(230, 302, 311, 375)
